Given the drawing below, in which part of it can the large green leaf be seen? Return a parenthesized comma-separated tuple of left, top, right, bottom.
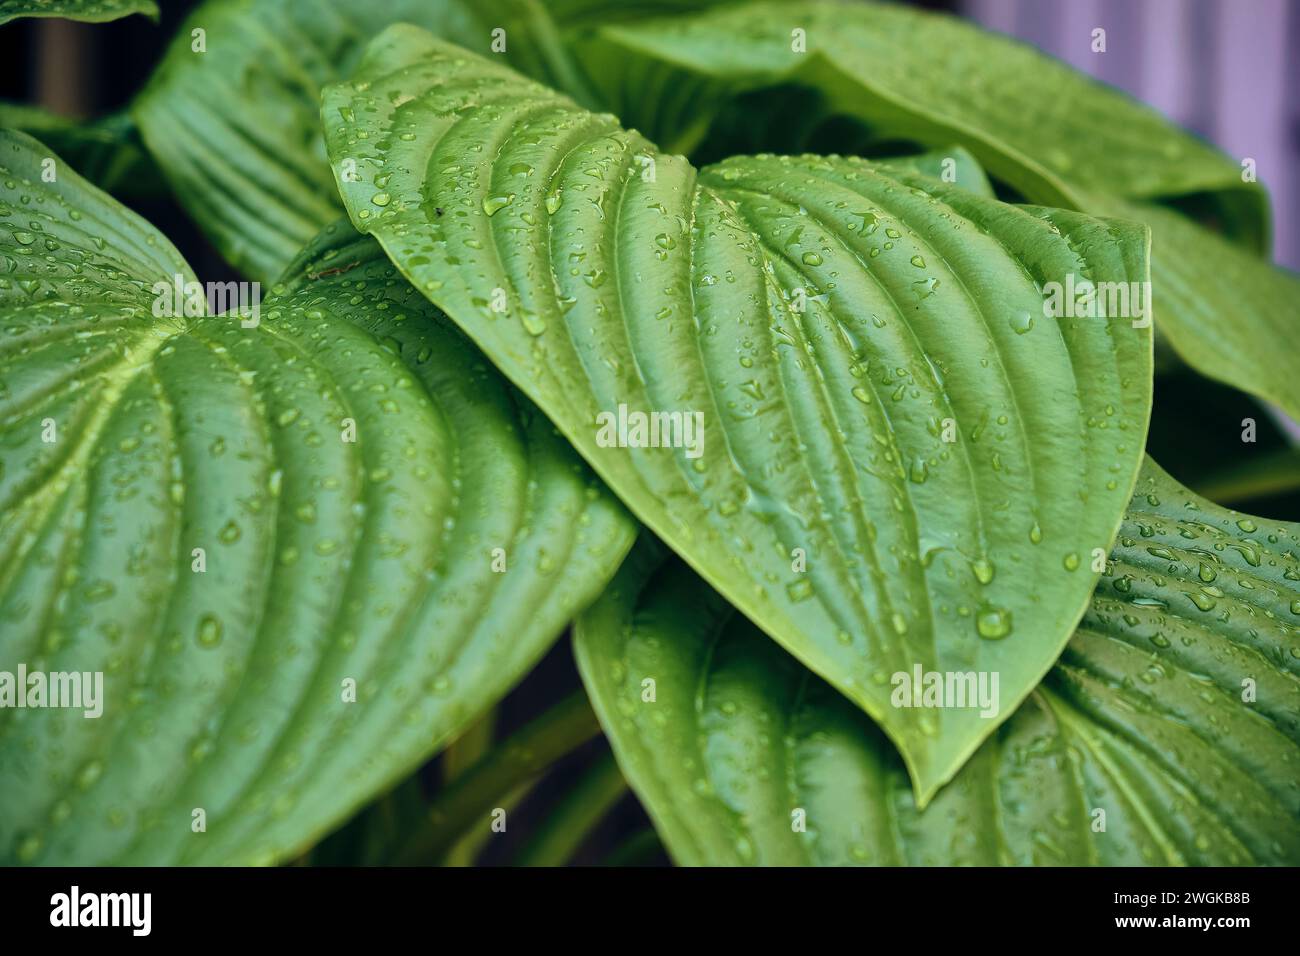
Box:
(323, 27, 1153, 801)
(0, 0, 156, 25)
(131, 0, 609, 284)
(0, 130, 634, 864)
(1094, 194, 1300, 423)
(576, 0, 1300, 425)
(578, 0, 1262, 228)
(576, 460, 1300, 865)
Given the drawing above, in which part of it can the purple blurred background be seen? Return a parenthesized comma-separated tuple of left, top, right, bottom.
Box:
(964, 0, 1299, 269)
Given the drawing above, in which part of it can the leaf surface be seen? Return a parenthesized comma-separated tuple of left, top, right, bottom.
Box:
(578, 0, 1300, 425)
(324, 27, 1153, 799)
(1094, 193, 1300, 422)
(127, 0, 781, 282)
(0, 0, 155, 25)
(131, 0, 609, 282)
(580, 0, 1261, 224)
(0, 130, 634, 864)
(576, 461, 1300, 865)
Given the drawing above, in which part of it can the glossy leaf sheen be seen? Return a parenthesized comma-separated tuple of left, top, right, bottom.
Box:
(1093, 194, 1300, 422)
(0, 130, 634, 864)
(584, 0, 1261, 225)
(324, 28, 1153, 800)
(583, 0, 1300, 425)
(576, 461, 1300, 865)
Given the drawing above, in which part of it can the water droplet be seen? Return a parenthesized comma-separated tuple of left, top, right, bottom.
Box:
(971, 558, 995, 585)
(786, 579, 814, 602)
(976, 604, 1012, 639)
(520, 311, 546, 336)
(482, 194, 514, 216)
(911, 276, 940, 299)
(14, 832, 42, 863)
(75, 760, 103, 790)
(197, 614, 223, 647)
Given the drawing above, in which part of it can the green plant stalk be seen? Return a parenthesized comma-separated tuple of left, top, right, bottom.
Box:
(441, 708, 497, 784)
(394, 689, 603, 865)
(437, 706, 497, 865)
(441, 782, 537, 867)
(514, 749, 629, 867)
(602, 829, 667, 867)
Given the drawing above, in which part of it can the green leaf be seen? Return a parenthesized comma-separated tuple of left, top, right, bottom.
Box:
(0, 130, 634, 864)
(0, 0, 156, 25)
(545, 0, 747, 27)
(323, 27, 1153, 801)
(576, 460, 1300, 865)
(131, 0, 606, 283)
(0, 105, 162, 199)
(1093, 193, 1300, 423)
(578, 0, 1263, 229)
(874, 146, 994, 200)
(578, 0, 1300, 427)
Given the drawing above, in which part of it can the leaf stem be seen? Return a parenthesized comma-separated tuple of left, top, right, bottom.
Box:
(393, 690, 601, 865)
(602, 828, 667, 867)
(514, 748, 628, 867)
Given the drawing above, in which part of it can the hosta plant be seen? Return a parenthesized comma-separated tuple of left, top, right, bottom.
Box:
(0, 0, 1297, 867)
